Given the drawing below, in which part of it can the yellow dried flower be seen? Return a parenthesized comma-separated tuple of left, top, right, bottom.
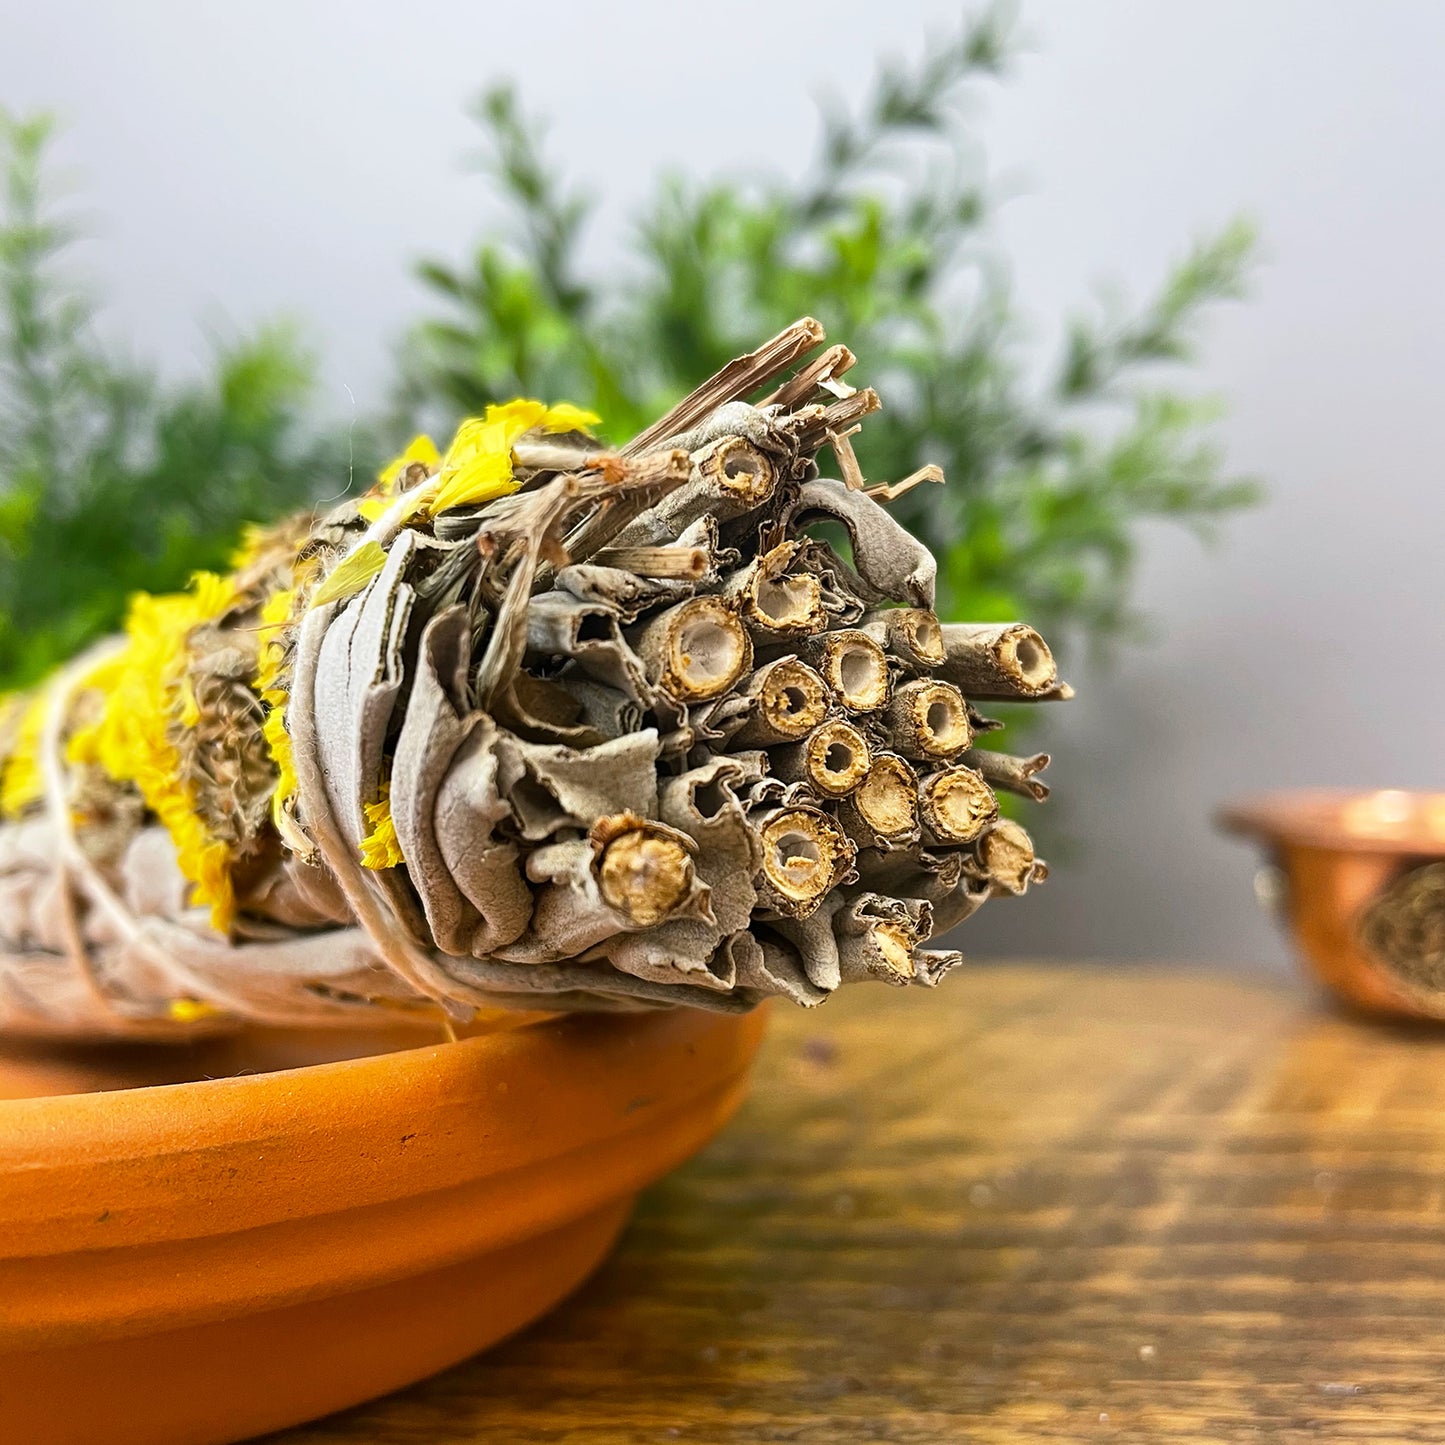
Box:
(427, 400, 600, 516)
(310, 541, 388, 608)
(0, 689, 51, 819)
(378, 433, 441, 491)
(67, 574, 240, 930)
(535, 402, 602, 435)
(178, 677, 202, 729)
(359, 782, 404, 870)
(228, 523, 272, 572)
(255, 586, 301, 840)
(167, 997, 225, 1023)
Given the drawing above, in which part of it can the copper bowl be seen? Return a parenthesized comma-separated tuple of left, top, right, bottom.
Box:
(1220, 790, 1445, 1021)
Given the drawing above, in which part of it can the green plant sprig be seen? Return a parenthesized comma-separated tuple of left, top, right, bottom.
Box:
(398, 3, 1260, 656)
(0, 111, 351, 691)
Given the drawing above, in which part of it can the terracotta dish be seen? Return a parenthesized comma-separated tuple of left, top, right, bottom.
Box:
(0, 1005, 767, 1445)
(1220, 789, 1445, 1020)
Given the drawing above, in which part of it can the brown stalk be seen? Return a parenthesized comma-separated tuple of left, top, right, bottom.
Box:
(836, 752, 920, 847)
(633, 597, 753, 704)
(965, 703, 1006, 737)
(787, 388, 882, 452)
(860, 608, 945, 668)
(593, 815, 698, 928)
(576, 434, 778, 565)
(623, 316, 825, 457)
(788, 477, 936, 608)
(977, 819, 1047, 895)
(938, 623, 1059, 700)
(918, 766, 998, 846)
(865, 464, 944, 504)
(834, 894, 929, 986)
(695, 434, 777, 501)
(851, 846, 990, 934)
(799, 629, 891, 713)
(752, 806, 856, 919)
(882, 679, 972, 762)
(510, 439, 618, 476)
(847, 922, 915, 983)
(965, 748, 1052, 803)
(930, 881, 992, 934)
(911, 949, 965, 986)
(724, 541, 826, 637)
(589, 545, 709, 580)
(529, 447, 691, 594)
(761, 343, 857, 408)
(770, 719, 872, 798)
(730, 657, 832, 747)
(826, 425, 867, 491)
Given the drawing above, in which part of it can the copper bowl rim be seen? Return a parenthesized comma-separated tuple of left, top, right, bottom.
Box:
(1218, 789, 1445, 855)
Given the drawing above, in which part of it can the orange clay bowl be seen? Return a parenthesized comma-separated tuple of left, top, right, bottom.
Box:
(0, 1004, 767, 1445)
(1220, 789, 1445, 1022)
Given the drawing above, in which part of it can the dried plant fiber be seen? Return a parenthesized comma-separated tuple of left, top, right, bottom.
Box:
(0, 321, 1064, 1038)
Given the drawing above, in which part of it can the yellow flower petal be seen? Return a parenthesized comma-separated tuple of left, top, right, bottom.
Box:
(228, 523, 271, 571)
(359, 784, 404, 870)
(540, 402, 601, 434)
(310, 542, 387, 608)
(483, 400, 549, 438)
(424, 398, 598, 518)
(0, 688, 51, 818)
(178, 677, 201, 728)
(66, 572, 241, 931)
(252, 586, 304, 839)
(258, 585, 296, 640)
(378, 433, 440, 491)
(168, 997, 226, 1023)
(428, 454, 519, 515)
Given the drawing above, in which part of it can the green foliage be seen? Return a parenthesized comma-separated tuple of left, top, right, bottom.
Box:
(399, 6, 1260, 651)
(1, 7, 1260, 697)
(0, 111, 343, 692)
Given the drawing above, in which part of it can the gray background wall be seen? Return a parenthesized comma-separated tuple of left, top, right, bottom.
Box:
(4, 1, 1442, 969)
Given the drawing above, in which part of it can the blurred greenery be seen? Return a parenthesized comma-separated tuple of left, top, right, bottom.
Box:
(398, 7, 1259, 652)
(1, 6, 1259, 694)
(0, 111, 347, 690)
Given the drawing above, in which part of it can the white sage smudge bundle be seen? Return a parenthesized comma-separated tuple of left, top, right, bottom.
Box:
(0, 319, 1069, 1038)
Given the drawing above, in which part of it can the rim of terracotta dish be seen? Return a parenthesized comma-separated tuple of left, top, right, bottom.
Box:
(1218, 789, 1445, 855)
(0, 1011, 556, 1097)
(0, 1009, 765, 1243)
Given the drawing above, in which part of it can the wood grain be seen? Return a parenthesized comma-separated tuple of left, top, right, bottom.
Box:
(267, 963, 1445, 1443)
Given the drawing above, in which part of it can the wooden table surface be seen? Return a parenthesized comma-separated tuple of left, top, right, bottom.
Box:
(271, 963, 1445, 1444)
